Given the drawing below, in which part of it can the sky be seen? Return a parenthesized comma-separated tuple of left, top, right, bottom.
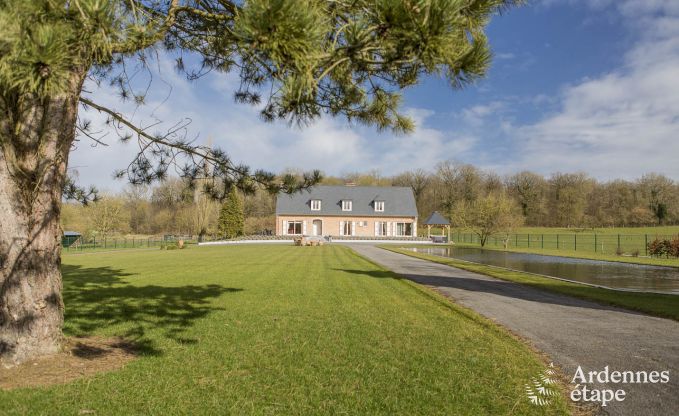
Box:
(72, 0, 679, 192)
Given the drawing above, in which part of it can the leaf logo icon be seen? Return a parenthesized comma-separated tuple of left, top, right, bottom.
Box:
(525, 363, 558, 406)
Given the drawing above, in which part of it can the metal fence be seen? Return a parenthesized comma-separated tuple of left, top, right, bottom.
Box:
(451, 232, 679, 256)
(62, 236, 194, 252)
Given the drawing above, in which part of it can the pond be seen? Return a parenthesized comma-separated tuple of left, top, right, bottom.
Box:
(408, 246, 679, 294)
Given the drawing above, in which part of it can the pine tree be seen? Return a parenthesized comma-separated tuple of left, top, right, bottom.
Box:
(0, 0, 521, 365)
(218, 187, 244, 239)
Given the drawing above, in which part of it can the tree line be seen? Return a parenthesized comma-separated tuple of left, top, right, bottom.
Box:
(61, 162, 679, 239)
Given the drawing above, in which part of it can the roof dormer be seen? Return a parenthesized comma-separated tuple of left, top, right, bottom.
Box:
(341, 200, 352, 211)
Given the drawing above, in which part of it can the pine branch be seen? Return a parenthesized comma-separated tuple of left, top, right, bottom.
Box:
(111, 0, 181, 54)
(78, 96, 321, 197)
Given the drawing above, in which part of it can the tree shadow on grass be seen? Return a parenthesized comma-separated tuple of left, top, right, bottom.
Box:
(62, 264, 242, 356)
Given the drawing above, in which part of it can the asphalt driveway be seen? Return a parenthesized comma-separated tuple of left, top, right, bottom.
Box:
(349, 244, 679, 416)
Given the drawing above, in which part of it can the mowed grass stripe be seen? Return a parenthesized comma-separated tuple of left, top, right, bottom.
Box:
(1, 245, 569, 415)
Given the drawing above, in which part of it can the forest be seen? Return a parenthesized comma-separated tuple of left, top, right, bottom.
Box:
(61, 161, 679, 239)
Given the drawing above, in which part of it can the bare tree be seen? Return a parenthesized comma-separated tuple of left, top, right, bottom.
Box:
(392, 169, 431, 215)
(87, 196, 129, 238)
(548, 173, 593, 228)
(506, 171, 547, 226)
(450, 193, 523, 247)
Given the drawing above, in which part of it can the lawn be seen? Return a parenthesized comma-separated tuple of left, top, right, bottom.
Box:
(0, 245, 569, 415)
(385, 246, 679, 321)
(515, 226, 679, 235)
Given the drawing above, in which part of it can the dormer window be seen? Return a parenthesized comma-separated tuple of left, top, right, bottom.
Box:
(374, 200, 384, 212)
(342, 200, 352, 211)
(311, 199, 322, 211)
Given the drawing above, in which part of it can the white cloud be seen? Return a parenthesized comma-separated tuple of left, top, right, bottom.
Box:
(495, 52, 516, 60)
(461, 101, 506, 126)
(71, 55, 476, 190)
(503, 0, 679, 179)
(70, 0, 679, 189)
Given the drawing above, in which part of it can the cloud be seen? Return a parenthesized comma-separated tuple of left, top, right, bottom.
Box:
(495, 52, 516, 60)
(498, 0, 679, 179)
(71, 55, 476, 190)
(70, 0, 679, 190)
(461, 101, 506, 126)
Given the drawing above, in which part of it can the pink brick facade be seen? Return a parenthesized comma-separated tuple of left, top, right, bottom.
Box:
(275, 215, 418, 237)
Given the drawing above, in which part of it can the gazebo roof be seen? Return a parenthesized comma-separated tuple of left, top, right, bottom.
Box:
(423, 211, 450, 226)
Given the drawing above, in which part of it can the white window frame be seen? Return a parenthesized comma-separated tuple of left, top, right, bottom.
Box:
(310, 199, 322, 211)
(394, 222, 413, 236)
(341, 221, 354, 236)
(374, 200, 384, 212)
(341, 200, 352, 211)
(286, 221, 303, 235)
(375, 221, 387, 237)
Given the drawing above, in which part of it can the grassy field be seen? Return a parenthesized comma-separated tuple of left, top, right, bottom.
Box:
(515, 226, 679, 235)
(444, 226, 679, 263)
(385, 246, 679, 321)
(422, 225, 679, 237)
(0, 245, 569, 415)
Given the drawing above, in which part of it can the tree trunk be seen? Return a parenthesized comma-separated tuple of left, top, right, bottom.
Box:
(0, 70, 84, 367)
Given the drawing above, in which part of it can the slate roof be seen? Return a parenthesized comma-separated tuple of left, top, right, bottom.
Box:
(423, 211, 450, 225)
(276, 186, 417, 217)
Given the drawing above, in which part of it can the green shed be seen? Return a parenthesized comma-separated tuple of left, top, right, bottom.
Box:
(62, 231, 82, 247)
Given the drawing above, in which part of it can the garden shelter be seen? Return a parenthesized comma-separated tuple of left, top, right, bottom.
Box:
(423, 211, 450, 242)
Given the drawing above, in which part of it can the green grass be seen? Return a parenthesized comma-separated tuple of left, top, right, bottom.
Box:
(446, 228, 679, 265)
(384, 246, 679, 321)
(515, 226, 679, 235)
(0, 245, 569, 415)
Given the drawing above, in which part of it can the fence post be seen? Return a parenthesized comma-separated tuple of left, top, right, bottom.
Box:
(594, 234, 597, 253)
(556, 234, 559, 249)
(574, 234, 577, 251)
(541, 234, 544, 249)
(645, 234, 648, 256)
(528, 234, 530, 248)
(515, 234, 518, 247)
(617, 234, 621, 252)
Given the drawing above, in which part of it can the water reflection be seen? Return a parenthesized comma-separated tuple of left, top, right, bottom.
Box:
(409, 247, 679, 294)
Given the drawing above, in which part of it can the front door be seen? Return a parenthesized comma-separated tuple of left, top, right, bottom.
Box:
(312, 220, 322, 236)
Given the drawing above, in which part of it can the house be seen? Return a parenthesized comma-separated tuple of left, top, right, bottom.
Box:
(275, 185, 418, 237)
